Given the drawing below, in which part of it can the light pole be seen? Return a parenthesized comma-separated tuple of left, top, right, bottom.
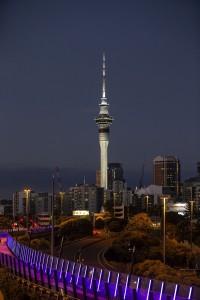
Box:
(24, 189, 30, 230)
(161, 195, 168, 265)
(145, 195, 149, 214)
(60, 192, 65, 217)
(128, 245, 135, 275)
(190, 200, 195, 251)
(51, 174, 55, 257)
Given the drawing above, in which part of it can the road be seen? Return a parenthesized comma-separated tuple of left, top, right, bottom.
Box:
(79, 238, 115, 270)
(61, 235, 116, 270)
(61, 236, 104, 262)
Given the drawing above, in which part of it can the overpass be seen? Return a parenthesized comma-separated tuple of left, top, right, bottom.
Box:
(0, 232, 199, 300)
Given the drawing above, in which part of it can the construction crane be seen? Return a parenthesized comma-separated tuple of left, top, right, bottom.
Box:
(56, 166, 63, 193)
(138, 157, 146, 189)
(56, 166, 65, 216)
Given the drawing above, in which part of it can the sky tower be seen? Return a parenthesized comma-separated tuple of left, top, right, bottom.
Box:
(95, 54, 113, 190)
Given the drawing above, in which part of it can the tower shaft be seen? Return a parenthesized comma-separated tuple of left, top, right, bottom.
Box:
(95, 54, 113, 190)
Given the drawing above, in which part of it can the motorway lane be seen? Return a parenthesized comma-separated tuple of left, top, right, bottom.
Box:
(79, 238, 114, 269)
(61, 236, 102, 262)
(61, 235, 130, 287)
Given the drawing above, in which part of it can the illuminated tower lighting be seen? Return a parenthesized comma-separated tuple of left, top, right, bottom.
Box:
(95, 53, 113, 190)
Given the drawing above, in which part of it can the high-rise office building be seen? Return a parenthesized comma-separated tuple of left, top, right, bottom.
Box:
(108, 163, 123, 190)
(183, 162, 200, 213)
(197, 162, 200, 177)
(94, 54, 113, 190)
(153, 156, 181, 197)
(68, 184, 104, 214)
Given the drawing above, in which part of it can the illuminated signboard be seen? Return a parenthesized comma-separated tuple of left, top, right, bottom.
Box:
(73, 210, 89, 216)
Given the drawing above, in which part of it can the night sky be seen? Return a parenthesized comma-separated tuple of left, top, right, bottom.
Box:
(0, 0, 199, 198)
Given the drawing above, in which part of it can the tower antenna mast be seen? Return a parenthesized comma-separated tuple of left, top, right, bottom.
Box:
(94, 53, 113, 190)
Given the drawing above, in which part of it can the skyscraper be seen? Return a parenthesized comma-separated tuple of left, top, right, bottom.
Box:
(153, 156, 181, 197)
(108, 163, 124, 190)
(95, 54, 113, 190)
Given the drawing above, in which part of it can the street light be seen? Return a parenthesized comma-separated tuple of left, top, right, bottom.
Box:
(161, 195, 168, 265)
(51, 174, 55, 257)
(128, 244, 135, 275)
(189, 200, 195, 251)
(60, 192, 65, 216)
(145, 195, 149, 214)
(24, 189, 31, 230)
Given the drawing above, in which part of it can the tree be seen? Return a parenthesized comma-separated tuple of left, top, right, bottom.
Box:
(95, 217, 105, 229)
(134, 260, 181, 282)
(175, 219, 190, 242)
(107, 218, 127, 232)
(59, 217, 93, 239)
(30, 238, 50, 252)
(59, 219, 78, 239)
(166, 211, 186, 225)
(57, 216, 76, 225)
(103, 201, 113, 216)
(0, 269, 27, 299)
(125, 213, 153, 233)
(0, 216, 12, 230)
(76, 218, 93, 235)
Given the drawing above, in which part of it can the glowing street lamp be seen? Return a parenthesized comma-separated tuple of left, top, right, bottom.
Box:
(24, 189, 31, 230)
(145, 195, 149, 214)
(161, 195, 168, 265)
(51, 174, 55, 256)
(60, 192, 65, 216)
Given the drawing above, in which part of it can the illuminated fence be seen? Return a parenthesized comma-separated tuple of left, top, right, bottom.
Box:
(1, 234, 199, 300)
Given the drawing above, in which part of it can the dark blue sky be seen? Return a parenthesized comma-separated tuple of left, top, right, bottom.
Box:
(0, 0, 199, 198)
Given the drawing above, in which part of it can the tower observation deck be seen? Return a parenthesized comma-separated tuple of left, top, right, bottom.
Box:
(95, 53, 113, 190)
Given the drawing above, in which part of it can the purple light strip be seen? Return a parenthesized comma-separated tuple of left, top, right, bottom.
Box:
(107, 271, 111, 283)
(55, 257, 59, 270)
(42, 253, 45, 267)
(136, 277, 140, 292)
(84, 265, 88, 278)
(45, 256, 50, 273)
(70, 262, 76, 283)
(36, 252, 39, 266)
(188, 286, 193, 299)
(33, 250, 36, 265)
(97, 269, 103, 291)
(159, 282, 164, 300)
(27, 248, 30, 261)
(38, 252, 41, 270)
(173, 284, 178, 300)
(65, 261, 70, 277)
(49, 256, 53, 275)
(30, 250, 33, 264)
(114, 273, 120, 297)
(59, 260, 64, 280)
(123, 274, 130, 300)
(76, 264, 82, 285)
(146, 279, 152, 300)
(89, 268, 95, 289)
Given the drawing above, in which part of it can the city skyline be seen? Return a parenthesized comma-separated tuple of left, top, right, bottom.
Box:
(0, 0, 199, 197)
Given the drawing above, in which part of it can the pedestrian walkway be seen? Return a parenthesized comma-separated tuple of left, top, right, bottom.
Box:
(0, 236, 14, 257)
(0, 235, 9, 300)
(0, 235, 14, 300)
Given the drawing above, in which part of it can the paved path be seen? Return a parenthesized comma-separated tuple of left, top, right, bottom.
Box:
(0, 236, 13, 300)
(0, 237, 14, 256)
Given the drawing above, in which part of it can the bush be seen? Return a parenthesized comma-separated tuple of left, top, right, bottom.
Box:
(76, 218, 93, 235)
(0, 269, 27, 299)
(105, 218, 127, 232)
(134, 260, 180, 281)
(30, 238, 50, 252)
(95, 217, 105, 229)
(59, 217, 93, 239)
